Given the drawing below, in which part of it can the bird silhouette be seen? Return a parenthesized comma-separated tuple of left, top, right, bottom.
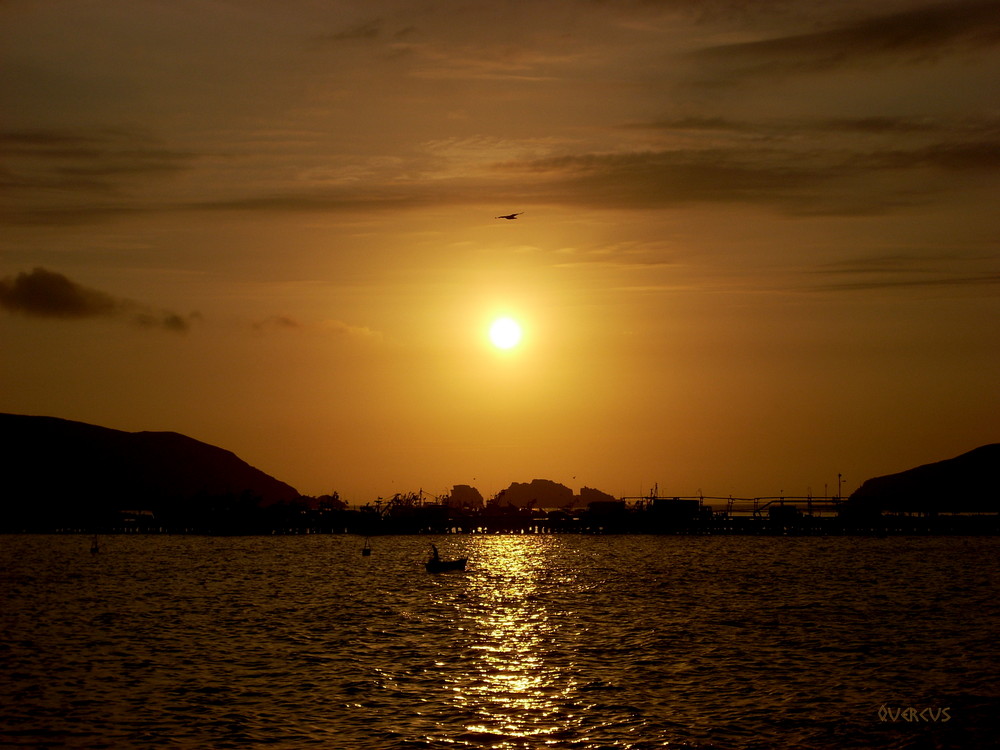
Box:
(495, 212, 523, 220)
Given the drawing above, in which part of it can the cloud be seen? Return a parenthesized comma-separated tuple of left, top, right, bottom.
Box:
(317, 19, 383, 43)
(3, 112, 995, 225)
(0, 204, 150, 227)
(608, 113, 1000, 211)
(623, 114, 958, 136)
(253, 315, 303, 332)
(691, 1, 1000, 78)
(12, 130, 992, 222)
(0, 128, 198, 225)
(135, 311, 201, 332)
(0, 128, 197, 179)
(494, 121, 1000, 214)
(252, 314, 380, 341)
(320, 319, 381, 340)
(495, 148, 847, 212)
(0, 267, 118, 318)
(876, 140, 1000, 171)
(807, 253, 1000, 292)
(813, 273, 1000, 292)
(0, 267, 197, 332)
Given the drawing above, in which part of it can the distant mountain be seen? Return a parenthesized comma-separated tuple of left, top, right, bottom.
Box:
(494, 479, 617, 509)
(498, 479, 574, 509)
(846, 444, 999, 514)
(0, 413, 300, 528)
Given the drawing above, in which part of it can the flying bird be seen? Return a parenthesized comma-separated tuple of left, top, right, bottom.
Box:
(495, 212, 523, 220)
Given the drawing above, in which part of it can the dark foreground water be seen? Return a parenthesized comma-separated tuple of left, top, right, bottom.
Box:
(1, 534, 998, 749)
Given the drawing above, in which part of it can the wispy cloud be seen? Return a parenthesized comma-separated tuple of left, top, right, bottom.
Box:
(5, 129, 994, 223)
(320, 319, 381, 340)
(0, 128, 198, 225)
(622, 114, 991, 137)
(2, 5, 996, 228)
(317, 19, 384, 43)
(0, 128, 197, 180)
(253, 314, 380, 341)
(812, 273, 1000, 292)
(872, 140, 1000, 171)
(0, 267, 198, 332)
(807, 253, 1000, 292)
(493, 123, 1000, 214)
(253, 315, 303, 332)
(690, 1, 1000, 78)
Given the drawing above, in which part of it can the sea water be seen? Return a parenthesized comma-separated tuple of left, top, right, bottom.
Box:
(1, 534, 997, 749)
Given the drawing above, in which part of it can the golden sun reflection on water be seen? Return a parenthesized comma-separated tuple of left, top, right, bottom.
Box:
(447, 536, 581, 744)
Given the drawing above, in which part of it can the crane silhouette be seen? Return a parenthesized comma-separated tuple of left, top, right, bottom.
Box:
(495, 212, 523, 220)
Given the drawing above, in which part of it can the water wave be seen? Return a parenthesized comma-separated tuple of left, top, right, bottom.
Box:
(1, 534, 997, 749)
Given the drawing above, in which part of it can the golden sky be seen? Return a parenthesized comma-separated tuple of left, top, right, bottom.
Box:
(2, 0, 998, 501)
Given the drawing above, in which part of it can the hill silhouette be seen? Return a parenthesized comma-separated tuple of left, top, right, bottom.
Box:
(1, 413, 300, 529)
(494, 479, 617, 509)
(847, 444, 999, 514)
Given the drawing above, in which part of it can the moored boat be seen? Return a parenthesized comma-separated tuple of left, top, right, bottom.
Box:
(425, 557, 467, 573)
(426, 543, 466, 572)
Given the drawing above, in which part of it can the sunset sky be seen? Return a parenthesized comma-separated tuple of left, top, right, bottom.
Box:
(2, 0, 998, 502)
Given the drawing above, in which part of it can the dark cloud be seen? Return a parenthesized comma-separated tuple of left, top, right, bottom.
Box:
(0, 129, 198, 223)
(622, 116, 762, 133)
(317, 19, 383, 43)
(691, 1, 1000, 77)
(812, 273, 1000, 292)
(889, 140, 1000, 170)
(817, 117, 940, 135)
(0, 267, 119, 318)
(134, 310, 201, 332)
(815, 254, 956, 275)
(0, 130, 197, 213)
(807, 253, 1000, 292)
(0, 129, 197, 174)
(829, 137, 1000, 173)
(71, 131, 996, 219)
(0, 267, 197, 332)
(189, 190, 447, 217)
(493, 149, 847, 214)
(497, 126, 1000, 214)
(521, 149, 823, 206)
(3, 119, 996, 226)
(0, 130, 107, 155)
(0, 128, 198, 226)
(0, 205, 142, 227)
(624, 114, 950, 136)
(614, 116, 1000, 211)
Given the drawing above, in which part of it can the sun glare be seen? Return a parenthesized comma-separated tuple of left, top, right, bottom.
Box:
(489, 317, 522, 350)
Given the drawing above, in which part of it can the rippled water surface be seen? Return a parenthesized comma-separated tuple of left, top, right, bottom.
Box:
(2, 534, 998, 749)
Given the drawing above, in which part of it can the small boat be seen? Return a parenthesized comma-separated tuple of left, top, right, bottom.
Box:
(425, 557, 467, 573)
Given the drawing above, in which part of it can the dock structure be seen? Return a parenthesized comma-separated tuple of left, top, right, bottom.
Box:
(265, 481, 994, 536)
(322, 488, 997, 536)
(24, 487, 998, 536)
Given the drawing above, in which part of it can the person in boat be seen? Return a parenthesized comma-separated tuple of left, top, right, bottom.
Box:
(430, 544, 440, 563)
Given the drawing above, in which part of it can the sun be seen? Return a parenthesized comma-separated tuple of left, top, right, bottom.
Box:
(489, 317, 522, 349)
